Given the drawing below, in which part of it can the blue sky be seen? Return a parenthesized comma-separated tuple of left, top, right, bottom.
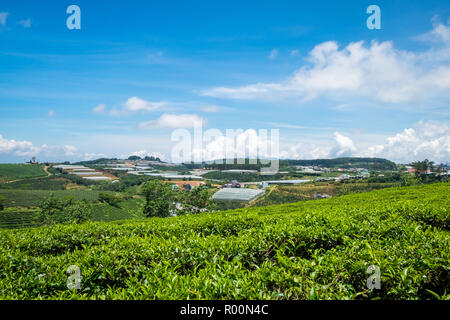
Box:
(0, 0, 449, 163)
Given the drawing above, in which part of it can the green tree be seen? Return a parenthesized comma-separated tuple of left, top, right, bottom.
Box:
(142, 180, 175, 218)
(37, 193, 65, 225)
(128, 155, 141, 160)
(411, 159, 434, 182)
(98, 192, 122, 208)
(182, 185, 214, 214)
(38, 194, 92, 225)
(63, 201, 92, 223)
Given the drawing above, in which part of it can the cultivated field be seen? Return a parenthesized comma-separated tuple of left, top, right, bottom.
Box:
(0, 183, 448, 299)
(0, 164, 47, 183)
(0, 190, 111, 208)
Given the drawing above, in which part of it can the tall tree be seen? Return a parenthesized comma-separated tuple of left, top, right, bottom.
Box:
(142, 179, 176, 218)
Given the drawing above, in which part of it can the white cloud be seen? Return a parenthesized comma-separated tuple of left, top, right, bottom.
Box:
(92, 104, 107, 114)
(83, 152, 107, 160)
(0, 12, 8, 26)
(138, 113, 205, 129)
(0, 134, 40, 156)
(0, 134, 79, 158)
(276, 121, 450, 163)
(63, 145, 78, 157)
(333, 132, 357, 156)
(291, 49, 300, 56)
(47, 110, 55, 117)
(17, 19, 31, 28)
(129, 150, 167, 161)
(202, 105, 221, 113)
(268, 49, 278, 59)
(202, 21, 450, 105)
(124, 96, 167, 113)
(358, 121, 450, 163)
(173, 129, 279, 163)
(93, 97, 168, 116)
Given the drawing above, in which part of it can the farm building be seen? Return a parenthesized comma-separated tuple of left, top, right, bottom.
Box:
(71, 171, 103, 176)
(84, 176, 112, 181)
(221, 169, 258, 174)
(211, 188, 264, 202)
(164, 180, 206, 190)
(263, 179, 310, 185)
(143, 173, 203, 180)
(53, 165, 86, 170)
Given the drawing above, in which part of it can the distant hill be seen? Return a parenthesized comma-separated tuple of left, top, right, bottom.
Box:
(284, 157, 397, 170)
(186, 157, 397, 171)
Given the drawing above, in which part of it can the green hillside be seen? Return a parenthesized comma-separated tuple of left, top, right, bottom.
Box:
(0, 189, 112, 208)
(0, 164, 47, 183)
(0, 183, 448, 299)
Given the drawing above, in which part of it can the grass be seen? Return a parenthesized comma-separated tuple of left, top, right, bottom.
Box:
(0, 164, 47, 183)
(0, 183, 448, 299)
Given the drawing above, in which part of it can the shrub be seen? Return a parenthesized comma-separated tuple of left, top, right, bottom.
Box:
(98, 192, 122, 208)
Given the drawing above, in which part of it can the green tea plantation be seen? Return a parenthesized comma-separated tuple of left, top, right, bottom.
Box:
(0, 183, 448, 299)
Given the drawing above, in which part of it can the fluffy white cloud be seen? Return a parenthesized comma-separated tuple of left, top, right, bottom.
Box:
(333, 132, 357, 156)
(202, 21, 450, 105)
(172, 129, 279, 163)
(0, 134, 40, 156)
(0, 134, 79, 158)
(0, 12, 8, 26)
(359, 121, 450, 163)
(275, 121, 450, 163)
(93, 97, 168, 116)
(139, 113, 205, 129)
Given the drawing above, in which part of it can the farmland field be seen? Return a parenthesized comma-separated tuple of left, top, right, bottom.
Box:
(0, 198, 144, 229)
(0, 176, 69, 191)
(252, 182, 403, 207)
(0, 183, 448, 299)
(0, 189, 114, 208)
(0, 164, 47, 183)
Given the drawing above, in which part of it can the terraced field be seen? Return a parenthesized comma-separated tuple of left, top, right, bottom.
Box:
(0, 198, 144, 229)
(0, 183, 448, 299)
(0, 210, 42, 229)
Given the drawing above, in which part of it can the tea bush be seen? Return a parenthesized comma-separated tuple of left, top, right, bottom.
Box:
(0, 183, 448, 299)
